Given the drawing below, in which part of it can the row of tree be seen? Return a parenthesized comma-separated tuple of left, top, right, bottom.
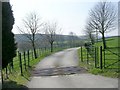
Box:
(17, 11, 64, 59)
(15, 33, 82, 51)
(16, 12, 82, 59)
(84, 1, 117, 49)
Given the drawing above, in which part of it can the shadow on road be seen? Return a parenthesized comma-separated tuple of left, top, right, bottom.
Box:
(32, 66, 88, 77)
(2, 80, 28, 90)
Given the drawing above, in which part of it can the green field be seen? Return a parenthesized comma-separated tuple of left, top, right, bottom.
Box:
(78, 36, 120, 78)
(95, 36, 119, 69)
(95, 36, 119, 47)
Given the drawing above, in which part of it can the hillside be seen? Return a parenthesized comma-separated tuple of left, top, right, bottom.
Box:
(14, 34, 83, 51)
(95, 36, 119, 47)
(14, 34, 80, 43)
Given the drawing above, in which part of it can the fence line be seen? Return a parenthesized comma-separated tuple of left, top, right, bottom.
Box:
(2, 44, 76, 80)
(80, 46, 119, 69)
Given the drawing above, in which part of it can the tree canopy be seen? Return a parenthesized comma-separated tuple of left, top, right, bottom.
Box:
(2, 2, 16, 68)
(87, 1, 116, 49)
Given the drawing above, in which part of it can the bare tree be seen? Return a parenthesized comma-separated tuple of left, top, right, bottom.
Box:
(44, 22, 60, 52)
(84, 21, 95, 45)
(88, 1, 116, 49)
(17, 12, 43, 59)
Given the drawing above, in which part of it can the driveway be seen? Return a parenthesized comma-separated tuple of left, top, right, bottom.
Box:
(27, 48, 118, 88)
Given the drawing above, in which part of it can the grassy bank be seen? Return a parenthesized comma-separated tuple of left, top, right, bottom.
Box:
(2, 47, 66, 88)
(78, 36, 119, 78)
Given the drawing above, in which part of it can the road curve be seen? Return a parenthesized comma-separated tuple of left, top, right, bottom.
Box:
(27, 48, 118, 88)
(35, 48, 79, 69)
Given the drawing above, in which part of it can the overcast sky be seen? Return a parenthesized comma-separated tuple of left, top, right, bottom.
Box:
(10, 0, 119, 36)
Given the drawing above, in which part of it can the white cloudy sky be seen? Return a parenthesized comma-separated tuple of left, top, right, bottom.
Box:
(10, 0, 119, 36)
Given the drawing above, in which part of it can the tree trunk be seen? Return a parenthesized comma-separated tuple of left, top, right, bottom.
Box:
(33, 47, 37, 59)
(102, 33, 107, 49)
(51, 42, 53, 52)
(32, 42, 37, 59)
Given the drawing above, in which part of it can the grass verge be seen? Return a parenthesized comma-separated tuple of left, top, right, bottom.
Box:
(78, 48, 119, 78)
(2, 48, 66, 88)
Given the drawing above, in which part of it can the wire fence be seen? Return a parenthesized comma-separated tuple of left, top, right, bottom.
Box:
(80, 46, 120, 70)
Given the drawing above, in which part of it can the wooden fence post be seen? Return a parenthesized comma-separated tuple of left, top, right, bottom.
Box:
(100, 46, 103, 69)
(19, 53, 23, 76)
(87, 49, 89, 64)
(23, 51, 26, 70)
(94, 47, 97, 68)
(104, 49, 105, 69)
(97, 47, 99, 68)
(27, 50, 30, 67)
(18, 51, 19, 60)
(81, 47, 83, 62)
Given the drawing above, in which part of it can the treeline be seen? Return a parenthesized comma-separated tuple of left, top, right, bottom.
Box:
(14, 34, 84, 52)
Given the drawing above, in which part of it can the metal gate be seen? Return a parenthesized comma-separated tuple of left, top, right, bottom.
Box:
(80, 46, 100, 68)
(104, 47, 120, 69)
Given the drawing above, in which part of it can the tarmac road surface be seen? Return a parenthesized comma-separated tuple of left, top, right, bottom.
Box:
(27, 48, 118, 88)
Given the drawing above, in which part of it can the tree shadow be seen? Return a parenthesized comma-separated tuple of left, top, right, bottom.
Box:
(2, 80, 29, 90)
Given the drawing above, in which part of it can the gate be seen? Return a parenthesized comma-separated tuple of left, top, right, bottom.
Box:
(80, 46, 120, 69)
(80, 46, 99, 68)
(104, 47, 120, 69)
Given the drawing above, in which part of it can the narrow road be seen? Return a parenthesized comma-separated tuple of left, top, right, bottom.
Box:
(35, 48, 79, 69)
(27, 48, 118, 88)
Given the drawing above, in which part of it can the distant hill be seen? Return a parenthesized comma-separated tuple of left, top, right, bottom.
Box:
(14, 34, 119, 51)
(14, 34, 83, 51)
(14, 34, 82, 43)
(14, 34, 119, 43)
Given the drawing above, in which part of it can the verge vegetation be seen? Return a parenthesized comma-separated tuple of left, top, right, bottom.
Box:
(78, 36, 119, 78)
(2, 47, 67, 88)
